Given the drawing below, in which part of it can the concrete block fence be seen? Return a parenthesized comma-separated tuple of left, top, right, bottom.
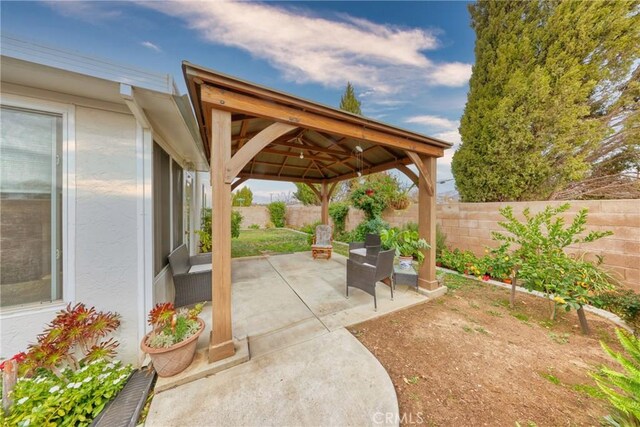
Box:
(234, 200, 639, 291)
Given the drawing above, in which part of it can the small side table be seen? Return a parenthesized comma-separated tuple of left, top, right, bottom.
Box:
(392, 264, 419, 292)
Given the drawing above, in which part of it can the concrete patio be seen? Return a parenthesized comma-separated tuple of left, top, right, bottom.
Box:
(147, 251, 430, 426)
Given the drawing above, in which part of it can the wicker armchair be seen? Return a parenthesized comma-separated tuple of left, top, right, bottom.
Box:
(168, 244, 212, 307)
(348, 233, 381, 264)
(346, 249, 395, 311)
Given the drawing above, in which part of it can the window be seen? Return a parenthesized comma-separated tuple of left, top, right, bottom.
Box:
(172, 160, 183, 250)
(153, 143, 171, 275)
(0, 106, 63, 307)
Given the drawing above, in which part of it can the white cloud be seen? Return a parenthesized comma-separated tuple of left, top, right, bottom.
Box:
(428, 62, 472, 87)
(44, 1, 122, 22)
(139, 0, 471, 93)
(405, 115, 459, 130)
(141, 41, 162, 52)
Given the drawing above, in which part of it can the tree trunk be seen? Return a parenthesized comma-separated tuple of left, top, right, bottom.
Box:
(577, 306, 590, 335)
(550, 302, 556, 321)
(510, 277, 517, 309)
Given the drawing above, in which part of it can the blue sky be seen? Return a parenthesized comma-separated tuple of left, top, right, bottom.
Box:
(2, 1, 475, 202)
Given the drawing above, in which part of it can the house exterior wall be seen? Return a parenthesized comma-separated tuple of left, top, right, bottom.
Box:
(73, 106, 140, 362)
(0, 92, 145, 364)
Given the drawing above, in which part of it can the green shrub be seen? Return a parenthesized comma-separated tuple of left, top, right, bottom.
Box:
(592, 329, 640, 425)
(248, 224, 260, 230)
(436, 223, 447, 257)
(593, 289, 640, 335)
(267, 201, 286, 227)
(232, 186, 253, 206)
(335, 230, 356, 243)
(438, 248, 481, 275)
(350, 186, 388, 220)
(380, 228, 430, 263)
(265, 221, 275, 229)
(485, 244, 516, 281)
(231, 210, 243, 238)
(300, 221, 322, 235)
(354, 217, 390, 241)
(328, 202, 350, 234)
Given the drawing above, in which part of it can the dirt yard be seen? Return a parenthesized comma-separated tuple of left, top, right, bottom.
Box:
(349, 273, 624, 427)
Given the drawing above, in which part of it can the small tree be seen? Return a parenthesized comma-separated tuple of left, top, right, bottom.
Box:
(339, 82, 362, 115)
(232, 187, 253, 206)
(231, 211, 243, 238)
(493, 203, 614, 333)
(293, 183, 320, 206)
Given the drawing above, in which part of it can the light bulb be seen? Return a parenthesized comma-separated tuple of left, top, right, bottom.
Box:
(357, 171, 362, 177)
(300, 151, 304, 159)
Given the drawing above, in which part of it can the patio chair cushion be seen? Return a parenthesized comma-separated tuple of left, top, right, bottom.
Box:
(315, 224, 333, 246)
(189, 264, 211, 274)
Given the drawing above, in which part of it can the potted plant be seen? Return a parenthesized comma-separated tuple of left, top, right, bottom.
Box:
(140, 302, 205, 377)
(381, 228, 430, 269)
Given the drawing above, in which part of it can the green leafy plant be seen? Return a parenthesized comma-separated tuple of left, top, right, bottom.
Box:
(231, 210, 243, 239)
(328, 202, 350, 234)
(485, 244, 516, 281)
(380, 228, 430, 263)
(353, 217, 389, 242)
(594, 290, 640, 336)
(592, 329, 640, 426)
(293, 183, 321, 206)
(435, 223, 447, 258)
(438, 248, 479, 275)
(145, 302, 204, 349)
(19, 303, 121, 377)
(248, 224, 260, 230)
(3, 358, 133, 426)
(267, 201, 286, 228)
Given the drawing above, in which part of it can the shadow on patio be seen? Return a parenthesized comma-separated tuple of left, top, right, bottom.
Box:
(147, 251, 429, 426)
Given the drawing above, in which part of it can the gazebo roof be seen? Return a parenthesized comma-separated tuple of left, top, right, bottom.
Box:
(183, 61, 452, 183)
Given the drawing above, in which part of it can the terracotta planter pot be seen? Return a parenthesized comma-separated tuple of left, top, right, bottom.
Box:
(398, 256, 413, 270)
(436, 262, 442, 267)
(502, 278, 512, 285)
(141, 318, 205, 377)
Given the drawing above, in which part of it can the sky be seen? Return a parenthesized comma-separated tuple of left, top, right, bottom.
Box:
(1, 0, 475, 203)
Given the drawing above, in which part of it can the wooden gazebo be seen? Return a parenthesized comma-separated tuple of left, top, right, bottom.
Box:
(183, 62, 452, 363)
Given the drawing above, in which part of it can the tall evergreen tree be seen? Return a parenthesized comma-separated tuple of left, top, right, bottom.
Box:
(339, 82, 362, 115)
(293, 183, 320, 206)
(232, 186, 253, 206)
(453, 0, 640, 202)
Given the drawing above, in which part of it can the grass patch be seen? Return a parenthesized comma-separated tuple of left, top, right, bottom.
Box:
(468, 301, 480, 309)
(475, 326, 489, 335)
(511, 312, 529, 323)
(444, 274, 475, 290)
(231, 229, 311, 258)
(571, 384, 604, 399)
(462, 325, 473, 333)
(548, 332, 570, 345)
(539, 372, 561, 385)
(486, 310, 503, 317)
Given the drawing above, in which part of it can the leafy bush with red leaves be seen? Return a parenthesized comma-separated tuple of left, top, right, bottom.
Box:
(19, 303, 121, 376)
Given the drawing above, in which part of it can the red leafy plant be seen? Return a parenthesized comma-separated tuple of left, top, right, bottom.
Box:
(20, 303, 121, 376)
(145, 302, 204, 348)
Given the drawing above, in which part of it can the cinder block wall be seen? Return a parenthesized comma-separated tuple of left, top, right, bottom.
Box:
(235, 206, 271, 228)
(437, 200, 639, 292)
(281, 200, 639, 291)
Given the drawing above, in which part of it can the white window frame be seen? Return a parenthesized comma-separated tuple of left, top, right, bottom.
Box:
(0, 93, 76, 314)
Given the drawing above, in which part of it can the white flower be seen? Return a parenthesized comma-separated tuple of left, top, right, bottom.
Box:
(83, 376, 92, 383)
(17, 396, 29, 404)
(49, 385, 60, 393)
(73, 382, 82, 389)
(18, 418, 30, 427)
(98, 373, 109, 381)
(78, 366, 88, 373)
(113, 378, 122, 385)
(66, 382, 77, 389)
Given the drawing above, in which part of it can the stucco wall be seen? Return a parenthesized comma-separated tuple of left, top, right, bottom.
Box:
(236, 206, 271, 228)
(74, 107, 140, 363)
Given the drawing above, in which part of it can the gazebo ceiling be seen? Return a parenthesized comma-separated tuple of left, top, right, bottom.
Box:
(183, 61, 452, 183)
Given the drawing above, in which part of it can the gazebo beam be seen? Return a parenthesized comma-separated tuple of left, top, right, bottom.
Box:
(202, 86, 445, 158)
(416, 154, 440, 291)
(236, 172, 322, 184)
(324, 157, 413, 183)
(225, 122, 298, 183)
(397, 164, 418, 186)
(209, 108, 235, 363)
(406, 151, 434, 196)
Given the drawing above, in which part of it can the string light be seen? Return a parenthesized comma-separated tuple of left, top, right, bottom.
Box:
(300, 151, 304, 159)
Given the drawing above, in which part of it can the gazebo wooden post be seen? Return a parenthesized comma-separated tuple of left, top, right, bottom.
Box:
(209, 108, 235, 363)
(321, 182, 329, 224)
(416, 155, 439, 290)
